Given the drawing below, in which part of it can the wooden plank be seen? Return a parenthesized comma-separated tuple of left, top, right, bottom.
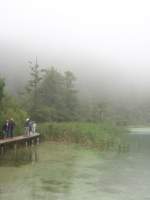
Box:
(0, 133, 40, 145)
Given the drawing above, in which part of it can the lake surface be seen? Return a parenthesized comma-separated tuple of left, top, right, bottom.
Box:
(0, 128, 150, 200)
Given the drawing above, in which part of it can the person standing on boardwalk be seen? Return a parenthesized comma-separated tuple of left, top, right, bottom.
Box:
(32, 121, 37, 134)
(9, 118, 15, 138)
(2, 120, 9, 138)
(24, 118, 30, 136)
(28, 120, 33, 136)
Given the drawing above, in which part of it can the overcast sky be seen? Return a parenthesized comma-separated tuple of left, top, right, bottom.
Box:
(1, 0, 150, 97)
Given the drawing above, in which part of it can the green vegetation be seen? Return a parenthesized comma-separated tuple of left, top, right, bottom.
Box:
(20, 64, 121, 124)
(21, 65, 79, 122)
(0, 76, 27, 135)
(38, 122, 125, 149)
(0, 95, 27, 135)
(0, 62, 127, 144)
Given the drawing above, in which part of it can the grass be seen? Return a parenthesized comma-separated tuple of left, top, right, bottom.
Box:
(38, 122, 126, 149)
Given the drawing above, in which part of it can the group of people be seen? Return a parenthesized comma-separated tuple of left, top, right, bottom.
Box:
(2, 118, 15, 138)
(1, 118, 37, 139)
(24, 118, 37, 137)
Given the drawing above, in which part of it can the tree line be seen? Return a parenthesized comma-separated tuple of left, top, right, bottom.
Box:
(0, 63, 111, 128)
(0, 62, 147, 127)
(21, 63, 117, 123)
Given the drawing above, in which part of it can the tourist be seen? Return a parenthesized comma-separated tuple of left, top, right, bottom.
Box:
(28, 120, 33, 136)
(9, 118, 15, 138)
(2, 120, 9, 138)
(24, 118, 30, 136)
(32, 121, 37, 134)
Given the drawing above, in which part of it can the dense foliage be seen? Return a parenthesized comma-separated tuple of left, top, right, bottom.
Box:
(0, 76, 27, 135)
(38, 122, 125, 149)
(0, 63, 128, 138)
(21, 66, 79, 122)
(20, 64, 119, 124)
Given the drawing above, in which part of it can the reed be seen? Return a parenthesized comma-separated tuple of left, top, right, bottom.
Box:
(38, 122, 126, 149)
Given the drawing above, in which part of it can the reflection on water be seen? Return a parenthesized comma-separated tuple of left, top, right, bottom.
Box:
(0, 147, 39, 166)
(126, 128, 150, 153)
(0, 128, 150, 200)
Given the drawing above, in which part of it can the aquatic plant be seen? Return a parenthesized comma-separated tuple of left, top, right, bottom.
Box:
(38, 122, 126, 149)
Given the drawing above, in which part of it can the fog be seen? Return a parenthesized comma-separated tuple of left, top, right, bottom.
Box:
(1, 0, 150, 102)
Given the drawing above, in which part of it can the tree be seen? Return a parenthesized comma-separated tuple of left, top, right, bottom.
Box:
(63, 71, 78, 120)
(0, 77, 5, 104)
(0, 77, 5, 125)
(38, 67, 66, 121)
(25, 59, 43, 119)
(0, 77, 27, 134)
(22, 66, 79, 122)
(1, 95, 27, 134)
(37, 68, 79, 121)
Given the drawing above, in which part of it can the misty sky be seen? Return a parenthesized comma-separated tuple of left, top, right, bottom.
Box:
(1, 0, 150, 98)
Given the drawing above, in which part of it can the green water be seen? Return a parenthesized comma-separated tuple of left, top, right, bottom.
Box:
(0, 128, 150, 200)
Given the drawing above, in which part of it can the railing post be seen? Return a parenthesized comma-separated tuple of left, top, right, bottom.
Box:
(1, 145, 4, 155)
(25, 141, 28, 148)
(31, 139, 34, 147)
(37, 137, 40, 145)
(14, 143, 17, 151)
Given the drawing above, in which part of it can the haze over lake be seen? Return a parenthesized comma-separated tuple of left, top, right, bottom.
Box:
(1, 0, 150, 100)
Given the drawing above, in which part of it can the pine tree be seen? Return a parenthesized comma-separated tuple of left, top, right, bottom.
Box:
(26, 58, 43, 119)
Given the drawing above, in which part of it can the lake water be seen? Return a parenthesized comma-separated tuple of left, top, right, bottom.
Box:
(0, 128, 150, 200)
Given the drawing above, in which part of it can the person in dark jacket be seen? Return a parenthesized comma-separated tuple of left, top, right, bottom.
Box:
(2, 120, 9, 138)
(9, 118, 15, 138)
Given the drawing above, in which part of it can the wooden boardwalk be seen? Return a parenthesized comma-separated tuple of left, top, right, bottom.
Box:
(0, 133, 40, 145)
(0, 133, 40, 153)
